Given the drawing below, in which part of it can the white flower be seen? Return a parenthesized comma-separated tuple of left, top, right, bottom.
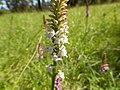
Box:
(45, 30, 55, 39)
(44, 46, 56, 52)
(52, 53, 62, 62)
(56, 23, 69, 34)
(63, 24, 69, 32)
(59, 28, 68, 33)
(60, 15, 67, 22)
(58, 45, 67, 57)
(54, 37, 61, 44)
(45, 25, 52, 32)
(46, 65, 56, 74)
(58, 70, 64, 79)
(64, 0, 69, 2)
(62, 3, 67, 7)
(60, 34, 69, 44)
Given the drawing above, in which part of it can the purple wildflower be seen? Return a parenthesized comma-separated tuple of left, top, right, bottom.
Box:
(55, 70, 64, 90)
(86, 0, 90, 17)
(86, 8, 90, 17)
(55, 77, 61, 85)
(55, 76, 62, 90)
(100, 49, 109, 74)
(100, 64, 109, 74)
(37, 43, 43, 59)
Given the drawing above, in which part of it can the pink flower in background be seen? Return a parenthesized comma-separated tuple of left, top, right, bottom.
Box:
(86, 0, 90, 17)
(100, 49, 109, 74)
(100, 64, 109, 74)
(37, 43, 43, 59)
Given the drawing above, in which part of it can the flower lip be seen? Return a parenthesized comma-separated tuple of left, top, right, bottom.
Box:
(58, 70, 64, 79)
(46, 65, 56, 73)
(52, 53, 62, 62)
(58, 45, 67, 57)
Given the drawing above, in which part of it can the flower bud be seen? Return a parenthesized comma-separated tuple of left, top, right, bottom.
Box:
(60, 15, 67, 22)
(49, 14, 55, 18)
(57, 12, 61, 16)
(54, 20, 58, 25)
(62, 12, 67, 15)
(60, 6, 66, 10)
(62, 3, 67, 7)
(57, 0, 60, 3)
(46, 19, 51, 22)
(62, 9, 68, 13)
(63, 0, 69, 3)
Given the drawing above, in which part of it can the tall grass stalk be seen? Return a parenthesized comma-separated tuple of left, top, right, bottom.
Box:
(12, 37, 42, 90)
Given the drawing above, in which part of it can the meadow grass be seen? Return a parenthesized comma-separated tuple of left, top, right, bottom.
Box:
(0, 3, 120, 90)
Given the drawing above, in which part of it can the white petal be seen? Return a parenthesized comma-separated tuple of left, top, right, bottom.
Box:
(58, 70, 64, 79)
(60, 34, 69, 44)
(44, 46, 55, 52)
(54, 38, 61, 44)
(58, 45, 67, 57)
(46, 65, 55, 73)
(52, 53, 62, 62)
(45, 30, 55, 39)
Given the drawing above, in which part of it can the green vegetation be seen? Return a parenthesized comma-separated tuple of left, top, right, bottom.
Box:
(0, 3, 120, 90)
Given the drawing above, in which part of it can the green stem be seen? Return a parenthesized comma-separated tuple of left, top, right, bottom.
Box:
(83, 16, 88, 51)
(51, 61, 56, 90)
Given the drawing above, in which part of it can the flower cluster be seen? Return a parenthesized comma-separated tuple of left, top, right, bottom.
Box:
(100, 50, 109, 74)
(44, 0, 69, 65)
(55, 70, 64, 90)
(43, 0, 69, 89)
(100, 63, 109, 74)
